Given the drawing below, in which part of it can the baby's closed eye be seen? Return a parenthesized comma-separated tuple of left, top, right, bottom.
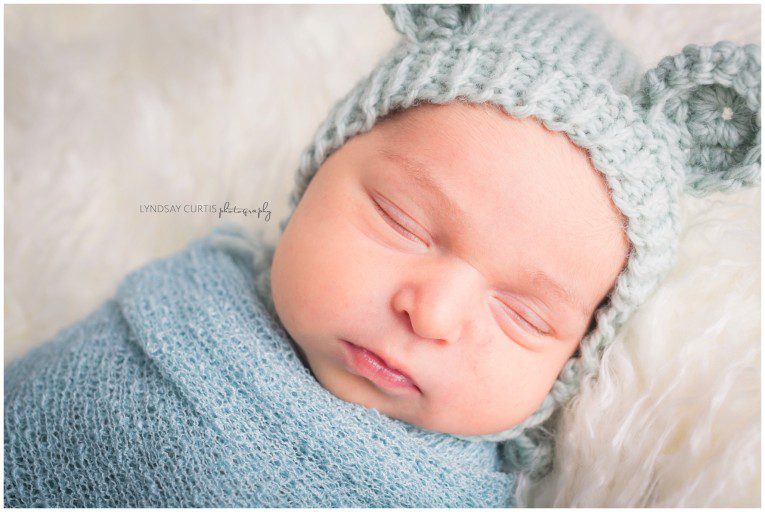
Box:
(491, 295, 551, 337)
(370, 193, 430, 246)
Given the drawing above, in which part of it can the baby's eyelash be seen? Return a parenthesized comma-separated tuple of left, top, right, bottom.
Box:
(495, 298, 550, 337)
(505, 307, 543, 335)
(372, 198, 427, 245)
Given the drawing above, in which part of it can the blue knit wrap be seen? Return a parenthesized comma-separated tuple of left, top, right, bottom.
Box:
(4, 225, 516, 507)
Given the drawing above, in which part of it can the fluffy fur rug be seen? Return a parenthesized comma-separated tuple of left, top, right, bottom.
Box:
(5, 4, 760, 507)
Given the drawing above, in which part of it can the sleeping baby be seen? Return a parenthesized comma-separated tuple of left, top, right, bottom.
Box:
(4, 4, 760, 508)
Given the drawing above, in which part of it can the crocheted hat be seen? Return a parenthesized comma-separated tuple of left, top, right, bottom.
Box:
(277, 4, 761, 479)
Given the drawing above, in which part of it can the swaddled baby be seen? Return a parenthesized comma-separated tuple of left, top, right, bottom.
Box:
(268, 101, 628, 438)
(5, 4, 760, 508)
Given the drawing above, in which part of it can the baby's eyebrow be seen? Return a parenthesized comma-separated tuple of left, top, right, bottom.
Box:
(377, 148, 468, 232)
(524, 269, 591, 320)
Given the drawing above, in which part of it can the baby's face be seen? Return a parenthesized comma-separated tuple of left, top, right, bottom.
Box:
(270, 102, 629, 436)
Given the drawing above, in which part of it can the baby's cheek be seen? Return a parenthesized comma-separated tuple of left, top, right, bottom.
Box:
(273, 215, 379, 345)
(426, 340, 552, 434)
(416, 348, 491, 430)
(270, 240, 315, 341)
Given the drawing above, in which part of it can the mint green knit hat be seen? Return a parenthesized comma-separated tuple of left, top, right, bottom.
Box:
(278, 4, 761, 479)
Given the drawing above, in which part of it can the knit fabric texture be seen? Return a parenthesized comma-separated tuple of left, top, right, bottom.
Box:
(278, 4, 761, 479)
(4, 224, 517, 508)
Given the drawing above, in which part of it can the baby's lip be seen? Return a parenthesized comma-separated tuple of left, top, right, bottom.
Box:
(341, 340, 421, 394)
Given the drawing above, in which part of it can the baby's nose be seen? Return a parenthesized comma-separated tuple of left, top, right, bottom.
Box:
(392, 256, 483, 344)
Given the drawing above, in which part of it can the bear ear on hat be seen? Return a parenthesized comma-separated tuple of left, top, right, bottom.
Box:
(634, 41, 761, 196)
(382, 4, 492, 44)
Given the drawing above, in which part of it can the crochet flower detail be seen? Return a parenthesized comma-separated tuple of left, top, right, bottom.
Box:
(635, 41, 761, 196)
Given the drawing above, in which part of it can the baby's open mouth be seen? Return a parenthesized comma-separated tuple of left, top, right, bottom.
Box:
(341, 340, 421, 395)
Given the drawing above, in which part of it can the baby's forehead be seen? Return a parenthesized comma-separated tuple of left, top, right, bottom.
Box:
(377, 102, 591, 178)
(375, 103, 596, 192)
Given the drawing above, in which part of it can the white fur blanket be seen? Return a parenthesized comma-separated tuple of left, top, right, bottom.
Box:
(5, 5, 760, 507)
